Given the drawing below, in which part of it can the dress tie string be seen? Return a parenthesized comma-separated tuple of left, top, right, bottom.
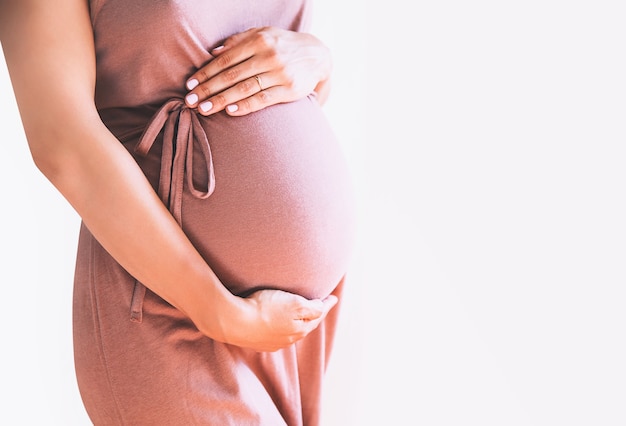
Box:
(134, 98, 216, 224)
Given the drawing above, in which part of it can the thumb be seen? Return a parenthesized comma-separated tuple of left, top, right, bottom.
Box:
(322, 294, 339, 311)
(296, 295, 339, 321)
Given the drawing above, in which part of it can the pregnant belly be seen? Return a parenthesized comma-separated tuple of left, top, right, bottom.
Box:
(125, 96, 356, 299)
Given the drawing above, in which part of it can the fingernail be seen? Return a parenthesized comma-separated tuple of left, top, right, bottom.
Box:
(186, 78, 199, 90)
(185, 93, 198, 105)
(212, 45, 225, 52)
(199, 101, 213, 113)
(226, 104, 238, 113)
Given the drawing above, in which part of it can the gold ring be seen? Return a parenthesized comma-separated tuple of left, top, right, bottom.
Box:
(254, 75, 263, 91)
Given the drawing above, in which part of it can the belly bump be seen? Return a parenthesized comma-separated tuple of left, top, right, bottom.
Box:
(129, 97, 355, 299)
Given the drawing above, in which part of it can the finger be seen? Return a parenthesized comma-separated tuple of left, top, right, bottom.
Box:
(185, 42, 250, 90)
(185, 56, 274, 111)
(185, 29, 284, 107)
(210, 27, 259, 55)
(294, 298, 335, 322)
(190, 73, 269, 116)
(205, 27, 274, 73)
(186, 62, 256, 109)
(185, 30, 266, 94)
(224, 84, 290, 116)
(303, 295, 339, 321)
(322, 294, 339, 310)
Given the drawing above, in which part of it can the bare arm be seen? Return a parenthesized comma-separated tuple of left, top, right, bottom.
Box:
(0, 0, 336, 352)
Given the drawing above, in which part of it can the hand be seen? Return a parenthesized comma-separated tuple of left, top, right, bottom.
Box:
(215, 288, 339, 352)
(184, 26, 332, 116)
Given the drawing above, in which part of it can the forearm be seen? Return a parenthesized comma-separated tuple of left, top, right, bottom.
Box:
(0, 0, 236, 341)
(43, 115, 236, 337)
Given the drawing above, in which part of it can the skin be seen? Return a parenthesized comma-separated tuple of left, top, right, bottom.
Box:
(0, 0, 337, 352)
(184, 26, 333, 116)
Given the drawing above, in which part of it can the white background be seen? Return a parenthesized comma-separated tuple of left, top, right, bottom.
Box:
(1, 1, 625, 425)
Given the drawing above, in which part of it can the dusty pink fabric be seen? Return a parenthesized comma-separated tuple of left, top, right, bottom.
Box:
(72, 0, 355, 424)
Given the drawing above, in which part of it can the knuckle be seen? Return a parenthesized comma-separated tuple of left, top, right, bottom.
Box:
(211, 93, 227, 107)
(223, 67, 240, 83)
(282, 75, 296, 91)
(265, 49, 281, 65)
(239, 79, 256, 94)
(257, 90, 272, 103)
(238, 97, 253, 111)
(214, 52, 233, 70)
(255, 30, 277, 50)
(199, 84, 212, 97)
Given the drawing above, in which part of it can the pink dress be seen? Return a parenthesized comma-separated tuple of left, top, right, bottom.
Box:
(72, 0, 356, 424)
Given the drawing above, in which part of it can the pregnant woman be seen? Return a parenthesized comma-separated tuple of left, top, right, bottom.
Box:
(0, 0, 355, 424)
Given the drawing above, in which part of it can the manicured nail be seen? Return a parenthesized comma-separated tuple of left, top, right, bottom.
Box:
(199, 101, 213, 113)
(185, 93, 198, 105)
(186, 78, 199, 90)
(226, 104, 238, 113)
(212, 45, 225, 52)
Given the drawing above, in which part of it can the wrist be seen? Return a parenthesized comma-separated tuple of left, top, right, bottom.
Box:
(180, 267, 241, 343)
